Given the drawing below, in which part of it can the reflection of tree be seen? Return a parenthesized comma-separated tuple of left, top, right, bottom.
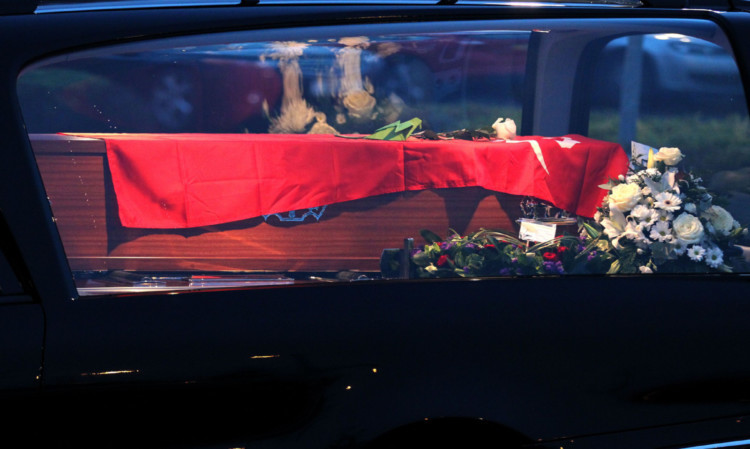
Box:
(265, 41, 323, 134)
(335, 37, 376, 124)
(263, 37, 410, 134)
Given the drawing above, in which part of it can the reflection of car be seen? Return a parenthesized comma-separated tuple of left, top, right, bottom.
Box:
(4, 2, 750, 449)
(594, 34, 744, 107)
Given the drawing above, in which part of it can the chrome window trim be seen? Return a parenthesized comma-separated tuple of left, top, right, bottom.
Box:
(679, 439, 750, 449)
(35, 0, 240, 13)
(34, 0, 641, 13)
(455, 0, 641, 5)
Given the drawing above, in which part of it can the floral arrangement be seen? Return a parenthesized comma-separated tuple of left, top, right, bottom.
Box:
(410, 228, 607, 278)
(408, 144, 747, 278)
(585, 144, 747, 273)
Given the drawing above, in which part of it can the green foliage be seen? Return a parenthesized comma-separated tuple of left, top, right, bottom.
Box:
(409, 228, 607, 278)
(589, 110, 750, 180)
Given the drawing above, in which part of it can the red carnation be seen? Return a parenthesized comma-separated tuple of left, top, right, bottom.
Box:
(557, 246, 569, 254)
(437, 255, 449, 267)
(543, 252, 558, 261)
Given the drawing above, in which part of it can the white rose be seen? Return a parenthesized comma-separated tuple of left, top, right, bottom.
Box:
(492, 117, 517, 140)
(653, 147, 684, 166)
(703, 205, 735, 235)
(673, 212, 704, 244)
(608, 183, 642, 212)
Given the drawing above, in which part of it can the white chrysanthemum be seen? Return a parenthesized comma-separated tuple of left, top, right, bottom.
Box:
(620, 222, 650, 247)
(688, 245, 706, 262)
(656, 209, 674, 223)
(631, 204, 659, 227)
(606, 213, 649, 249)
(705, 246, 724, 268)
(672, 239, 688, 256)
(649, 221, 673, 242)
(654, 191, 682, 212)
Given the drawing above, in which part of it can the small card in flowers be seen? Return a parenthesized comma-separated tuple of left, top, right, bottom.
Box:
(518, 219, 557, 243)
(631, 141, 654, 166)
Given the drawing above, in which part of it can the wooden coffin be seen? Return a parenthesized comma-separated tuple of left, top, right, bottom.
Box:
(31, 134, 524, 273)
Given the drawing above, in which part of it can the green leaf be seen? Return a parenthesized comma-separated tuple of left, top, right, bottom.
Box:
(574, 238, 604, 261)
(581, 222, 600, 239)
(649, 242, 671, 264)
(606, 259, 621, 274)
(420, 229, 443, 244)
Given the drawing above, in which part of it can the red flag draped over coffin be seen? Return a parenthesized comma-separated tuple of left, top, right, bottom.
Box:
(72, 133, 628, 229)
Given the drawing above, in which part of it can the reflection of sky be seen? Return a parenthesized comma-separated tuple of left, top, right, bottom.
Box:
(169, 31, 529, 58)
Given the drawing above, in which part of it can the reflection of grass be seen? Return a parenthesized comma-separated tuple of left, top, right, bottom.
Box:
(424, 101, 522, 132)
(18, 68, 111, 90)
(589, 109, 750, 179)
(433, 103, 750, 183)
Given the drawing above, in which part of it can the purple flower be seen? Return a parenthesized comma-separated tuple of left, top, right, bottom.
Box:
(587, 251, 597, 261)
(499, 268, 513, 275)
(543, 261, 564, 274)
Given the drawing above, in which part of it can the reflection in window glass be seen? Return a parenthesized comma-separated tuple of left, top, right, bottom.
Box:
(17, 20, 750, 295)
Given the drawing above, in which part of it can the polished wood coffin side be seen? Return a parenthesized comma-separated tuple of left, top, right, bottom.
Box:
(31, 134, 523, 272)
(33, 135, 110, 268)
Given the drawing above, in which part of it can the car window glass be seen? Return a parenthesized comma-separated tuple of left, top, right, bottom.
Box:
(588, 32, 750, 273)
(17, 19, 750, 296)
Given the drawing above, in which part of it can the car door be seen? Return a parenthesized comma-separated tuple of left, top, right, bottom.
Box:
(0, 214, 44, 392)
(5, 3, 750, 449)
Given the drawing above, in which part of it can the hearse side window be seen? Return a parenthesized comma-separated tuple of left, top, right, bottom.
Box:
(16, 19, 750, 296)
